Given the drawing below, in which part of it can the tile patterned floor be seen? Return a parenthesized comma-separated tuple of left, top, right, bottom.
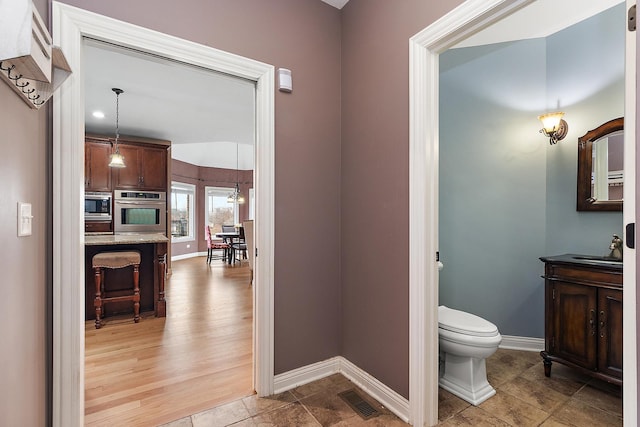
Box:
(159, 349, 622, 427)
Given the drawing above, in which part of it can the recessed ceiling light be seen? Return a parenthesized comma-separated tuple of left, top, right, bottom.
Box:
(92, 111, 105, 119)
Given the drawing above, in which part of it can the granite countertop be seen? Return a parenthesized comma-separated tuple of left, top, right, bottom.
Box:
(85, 233, 169, 246)
(539, 253, 623, 270)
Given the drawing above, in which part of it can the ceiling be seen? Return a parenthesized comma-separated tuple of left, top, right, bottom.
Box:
(320, 0, 349, 9)
(83, 39, 256, 170)
(83, 0, 623, 169)
(455, 0, 623, 49)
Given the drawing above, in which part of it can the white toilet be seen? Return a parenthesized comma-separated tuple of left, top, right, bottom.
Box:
(438, 305, 502, 406)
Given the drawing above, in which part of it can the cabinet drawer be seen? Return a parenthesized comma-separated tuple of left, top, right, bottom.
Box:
(85, 221, 113, 233)
(546, 264, 622, 287)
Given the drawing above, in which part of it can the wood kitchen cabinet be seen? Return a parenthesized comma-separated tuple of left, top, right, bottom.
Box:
(540, 254, 622, 385)
(113, 143, 167, 191)
(84, 140, 112, 191)
(84, 134, 170, 192)
(84, 221, 113, 233)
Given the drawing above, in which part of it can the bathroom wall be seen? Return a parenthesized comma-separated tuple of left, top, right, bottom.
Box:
(439, 39, 548, 337)
(545, 5, 625, 255)
(439, 4, 624, 338)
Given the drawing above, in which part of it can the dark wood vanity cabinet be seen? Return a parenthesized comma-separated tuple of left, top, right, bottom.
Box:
(540, 255, 622, 385)
(113, 143, 167, 191)
(85, 140, 112, 191)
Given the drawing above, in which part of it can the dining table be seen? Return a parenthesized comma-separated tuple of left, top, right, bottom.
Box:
(215, 231, 240, 264)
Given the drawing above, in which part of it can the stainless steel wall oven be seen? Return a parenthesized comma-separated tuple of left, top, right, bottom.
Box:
(114, 190, 166, 234)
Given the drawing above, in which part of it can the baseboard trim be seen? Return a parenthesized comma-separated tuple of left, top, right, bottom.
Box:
(171, 252, 206, 262)
(274, 357, 409, 423)
(274, 357, 341, 394)
(339, 357, 410, 423)
(500, 335, 544, 352)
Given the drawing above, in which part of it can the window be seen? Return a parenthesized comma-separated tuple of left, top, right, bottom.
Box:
(205, 186, 237, 235)
(171, 182, 195, 242)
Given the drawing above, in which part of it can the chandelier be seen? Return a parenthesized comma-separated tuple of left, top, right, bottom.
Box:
(227, 143, 245, 204)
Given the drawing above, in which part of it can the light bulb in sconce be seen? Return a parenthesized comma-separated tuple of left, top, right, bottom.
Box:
(538, 112, 568, 145)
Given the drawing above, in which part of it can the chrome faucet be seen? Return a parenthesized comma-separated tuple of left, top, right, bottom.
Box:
(608, 234, 623, 260)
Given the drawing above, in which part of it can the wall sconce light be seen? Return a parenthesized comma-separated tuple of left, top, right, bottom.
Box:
(538, 112, 568, 145)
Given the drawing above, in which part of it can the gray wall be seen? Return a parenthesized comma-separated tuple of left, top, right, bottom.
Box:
(545, 5, 625, 255)
(340, 0, 464, 399)
(0, 1, 50, 425)
(439, 39, 548, 337)
(439, 5, 624, 338)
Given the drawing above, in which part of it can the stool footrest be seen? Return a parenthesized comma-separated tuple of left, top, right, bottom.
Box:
(101, 295, 139, 304)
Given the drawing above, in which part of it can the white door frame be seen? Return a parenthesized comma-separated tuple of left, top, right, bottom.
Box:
(409, 0, 636, 425)
(51, 3, 275, 426)
(623, 0, 637, 424)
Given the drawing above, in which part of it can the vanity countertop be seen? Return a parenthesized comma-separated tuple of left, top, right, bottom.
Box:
(85, 233, 168, 246)
(539, 253, 622, 270)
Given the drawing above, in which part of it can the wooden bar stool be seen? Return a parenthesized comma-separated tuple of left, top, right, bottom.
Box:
(92, 250, 141, 329)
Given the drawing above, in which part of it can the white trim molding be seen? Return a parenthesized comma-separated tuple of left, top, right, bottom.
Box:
(274, 357, 341, 394)
(339, 358, 410, 423)
(171, 252, 207, 262)
(499, 336, 544, 352)
(408, 1, 533, 425)
(274, 357, 410, 423)
(623, 0, 637, 424)
(52, 3, 275, 426)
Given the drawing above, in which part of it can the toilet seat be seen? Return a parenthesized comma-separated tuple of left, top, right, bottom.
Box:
(438, 305, 499, 337)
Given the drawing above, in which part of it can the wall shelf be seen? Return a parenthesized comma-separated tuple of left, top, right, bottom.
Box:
(0, 1, 71, 109)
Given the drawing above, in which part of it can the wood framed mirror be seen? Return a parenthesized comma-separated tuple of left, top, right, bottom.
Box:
(576, 117, 623, 211)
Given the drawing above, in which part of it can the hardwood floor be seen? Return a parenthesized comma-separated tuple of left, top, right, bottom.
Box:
(85, 256, 254, 427)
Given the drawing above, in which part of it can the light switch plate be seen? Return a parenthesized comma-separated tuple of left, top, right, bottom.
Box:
(18, 202, 33, 237)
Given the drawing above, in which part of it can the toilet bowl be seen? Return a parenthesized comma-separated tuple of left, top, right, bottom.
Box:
(438, 305, 502, 406)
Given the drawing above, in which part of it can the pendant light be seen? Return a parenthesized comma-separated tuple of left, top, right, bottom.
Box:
(227, 143, 245, 204)
(108, 88, 126, 168)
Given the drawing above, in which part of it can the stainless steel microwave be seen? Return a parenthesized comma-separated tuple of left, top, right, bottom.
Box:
(84, 192, 112, 221)
(114, 190, 167, 234)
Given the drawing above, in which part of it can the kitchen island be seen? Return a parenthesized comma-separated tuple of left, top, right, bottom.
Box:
(85, 233, 168, 320)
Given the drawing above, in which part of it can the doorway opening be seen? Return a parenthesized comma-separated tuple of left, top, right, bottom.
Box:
(81, 38, 258, 424)
(408, 0, 635, 426)
(52, 3, 275, 426)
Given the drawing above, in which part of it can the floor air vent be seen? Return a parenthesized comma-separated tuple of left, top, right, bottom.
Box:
(338, 389, 380, 420)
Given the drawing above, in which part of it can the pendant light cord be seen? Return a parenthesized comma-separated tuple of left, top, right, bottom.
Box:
(112, 88, 123, 154)
(115, 91, 120, 151)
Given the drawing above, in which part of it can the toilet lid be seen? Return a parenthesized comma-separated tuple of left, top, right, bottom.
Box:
(438, 306, 499, 337)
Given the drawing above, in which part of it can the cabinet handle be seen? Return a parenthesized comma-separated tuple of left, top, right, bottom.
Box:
(599, 310, 606, 338)
(589, 309, 596, 336)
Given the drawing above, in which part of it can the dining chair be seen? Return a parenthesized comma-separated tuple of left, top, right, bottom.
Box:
(242, 220, 254, 285)
(205, 225, 229, 263)
(231, 225, 247, 264)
